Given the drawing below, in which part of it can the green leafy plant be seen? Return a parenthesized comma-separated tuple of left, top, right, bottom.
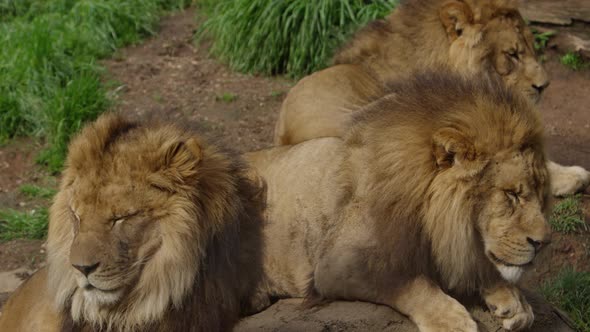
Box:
(19, 184, 57, 199)
(0, 0, 191, 172)
(531, 28, 555, 51)
(541, 267, 590, 332)
(198, 0, 398, 78)
(549, 194, 587, 233)
(0, 208, 48, 240)
(216, 92, 238, 103)
(561, 52, 587, 71)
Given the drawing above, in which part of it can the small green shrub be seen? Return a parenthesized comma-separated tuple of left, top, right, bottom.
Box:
(199, 0, 398, 78)
(19, 184, 57, 199)
(541, 267, 590, 332)
(561, 52, 587, 71)
(0, 208, 48, 240)
(531, 28, 555, 51)
(550, 194, 588, 233)
(216, 92, 238, 103)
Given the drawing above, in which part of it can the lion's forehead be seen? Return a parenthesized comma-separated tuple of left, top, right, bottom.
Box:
(490, 154, 542, 191)
(486, 24, 531, 50)
(69, 180, 145, 215)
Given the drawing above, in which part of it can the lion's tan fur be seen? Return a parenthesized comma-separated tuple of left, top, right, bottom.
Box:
(1, 114, 264, 332)
(248, 72, 551, 329)
(334, 0, 521, 79)
(0, 268, 65, 332)
(274, 0, 549, 146)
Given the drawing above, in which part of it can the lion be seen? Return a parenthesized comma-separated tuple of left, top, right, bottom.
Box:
(247, 71, 552, 331)
(0, 113, 265, 332)
(273, 0, 590, 196)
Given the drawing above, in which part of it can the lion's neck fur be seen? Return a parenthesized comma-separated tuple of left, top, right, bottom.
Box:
(47, 143, 257, 332)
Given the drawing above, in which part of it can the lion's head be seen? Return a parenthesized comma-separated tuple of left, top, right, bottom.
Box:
(441, 0, 549, 103)
(349, 71, 551, 293)
(334, 0, 549, 103)
(46, 113, 260, 331)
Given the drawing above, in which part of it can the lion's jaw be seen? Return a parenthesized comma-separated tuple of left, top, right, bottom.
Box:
(76, 278, 125, 306)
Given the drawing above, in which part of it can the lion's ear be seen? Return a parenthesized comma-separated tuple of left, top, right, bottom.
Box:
(439, 1, 474, 41)
(432, 128, 483, 176)
(160, 137, 202, 183)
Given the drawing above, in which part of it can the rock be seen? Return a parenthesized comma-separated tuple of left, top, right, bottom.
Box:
(518, 0, 590, 25)
(0, 268, 33, 293)
(236, 290, 575, 332)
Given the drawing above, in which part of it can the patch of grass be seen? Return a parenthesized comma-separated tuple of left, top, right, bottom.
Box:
(0, 0, 191, 172)
(153, 93, 164, 103)
(550, 194, 588, 233)
(541, 267, 590, 332)
(270, 90, 285, 99)
(216, 92, 238, 103)
(561, 52, 588, 71)
(198, 0, 398, 78)
(531, 28, 555, 51)
(0, 208, 48, 241)
(19, 184, 57, 199)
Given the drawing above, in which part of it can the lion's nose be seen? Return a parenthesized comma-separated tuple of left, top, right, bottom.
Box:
(527, 237, 550, 253)
(72, 262, 100, 277)
(532, 81, 549, 94)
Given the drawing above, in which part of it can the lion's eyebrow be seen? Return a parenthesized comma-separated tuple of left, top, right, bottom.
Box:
(110, 210, 140, 221)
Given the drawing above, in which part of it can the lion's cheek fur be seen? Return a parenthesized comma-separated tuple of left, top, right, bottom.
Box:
(422, 175, 490, 293)
(47, 192, 79, 311)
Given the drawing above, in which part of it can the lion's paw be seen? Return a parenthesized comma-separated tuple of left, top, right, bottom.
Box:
(417, 303, 478, 332)
(549, 162, 590, 197)
(484, 287, 533, 331)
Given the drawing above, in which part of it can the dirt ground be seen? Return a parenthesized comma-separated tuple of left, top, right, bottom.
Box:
(0, 6, 589, 327)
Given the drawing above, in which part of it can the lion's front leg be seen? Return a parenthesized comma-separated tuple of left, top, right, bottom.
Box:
(482, 284, 534, 331)
(386, 276, 478, 332)
(547, 160, 590, 196)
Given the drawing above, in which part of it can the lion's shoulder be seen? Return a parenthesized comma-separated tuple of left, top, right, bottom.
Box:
(0, 268, 66, 332)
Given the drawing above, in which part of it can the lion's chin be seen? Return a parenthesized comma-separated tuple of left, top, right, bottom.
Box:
(486, 251, 530, 283)
(495, 265, 524, 283)
(81, 285, 124, 306)
(526, 89, 542, 104)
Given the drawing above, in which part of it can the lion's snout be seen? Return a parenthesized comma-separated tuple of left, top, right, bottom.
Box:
(526, 235, 550, 254)
(72, 262, 100, 277)
(70, 232, 103, 277)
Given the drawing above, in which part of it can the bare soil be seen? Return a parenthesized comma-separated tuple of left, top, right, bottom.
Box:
(0, 7, 588, 326)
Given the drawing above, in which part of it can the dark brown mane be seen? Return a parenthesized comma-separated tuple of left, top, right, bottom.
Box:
(345, 71, 545, 295)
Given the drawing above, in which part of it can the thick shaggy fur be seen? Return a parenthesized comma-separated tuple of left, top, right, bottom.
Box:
(0, 114, 264, 332)
(248, 72, 551, 331)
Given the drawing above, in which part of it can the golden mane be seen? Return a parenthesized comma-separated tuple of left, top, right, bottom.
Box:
(46, 113, 264, 331)
(333, 0, 522, 79)
(345, 71, 548, 294)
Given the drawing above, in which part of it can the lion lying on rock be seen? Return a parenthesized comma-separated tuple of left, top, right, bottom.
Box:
(247, 72, 552, 331)
(274, 0, 590, 197)
(0, 113, 265, 332)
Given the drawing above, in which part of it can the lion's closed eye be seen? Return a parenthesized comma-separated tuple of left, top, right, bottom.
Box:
(504, 190, 520, 204)
(110, 211, 140, 228)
